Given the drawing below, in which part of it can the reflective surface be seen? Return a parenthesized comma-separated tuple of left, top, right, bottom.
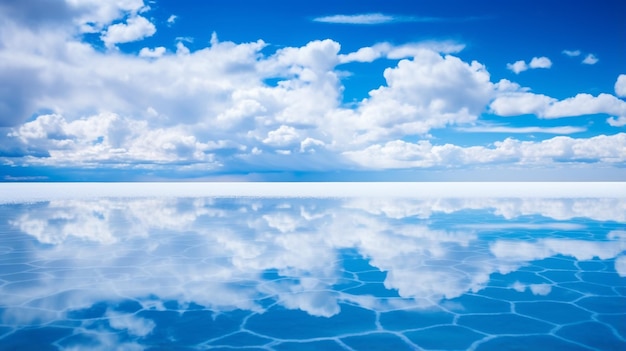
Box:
(0, 195, 625, 350)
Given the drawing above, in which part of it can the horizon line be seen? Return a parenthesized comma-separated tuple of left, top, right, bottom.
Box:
(1, 182, 625, 202)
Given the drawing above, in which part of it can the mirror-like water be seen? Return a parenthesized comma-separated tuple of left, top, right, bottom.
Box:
(0, 191, 624, 350)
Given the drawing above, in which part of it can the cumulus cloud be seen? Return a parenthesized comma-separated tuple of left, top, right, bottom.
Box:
(263, 125, 300, 146)
(0, 0, 158, 126)
(338, 41, 465, 63)
(506, 56, 552, 74)
(72, 0, 151, 34)
(101, 15, 156, 48)
(490, 92, 555, 116)
(543, 93, 626, 118)
(8, 113, 221, 167)
(529, 56, 552, 69)
(506, 60, 528, 74)
(300, 137, 325, 153)
(0, 25, 269, 126)
(139, 46, 166, 58)
(0, 1, 623, 175)
(0, 0, 150, 35)
(335, 49, 493, 145)
(343, 133, 626, 169)
(491, 90, 626, 123)
(563, 50, 599, 65)
(615, 74, 626, 97)
(608, 75, 626, 127)
(582, 53, 599, 65)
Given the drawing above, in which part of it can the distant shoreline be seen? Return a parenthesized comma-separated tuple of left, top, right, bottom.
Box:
(1, 182, 625, 202)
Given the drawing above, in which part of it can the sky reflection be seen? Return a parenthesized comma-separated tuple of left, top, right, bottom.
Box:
(1, 195, 625, 350)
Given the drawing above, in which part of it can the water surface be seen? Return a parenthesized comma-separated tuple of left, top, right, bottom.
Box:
(0, 184, 624, 350)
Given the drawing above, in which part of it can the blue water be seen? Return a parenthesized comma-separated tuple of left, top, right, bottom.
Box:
(0, 196, 624, 350)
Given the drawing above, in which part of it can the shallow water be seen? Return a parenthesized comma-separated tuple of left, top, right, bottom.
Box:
(0, 193, 625, 350)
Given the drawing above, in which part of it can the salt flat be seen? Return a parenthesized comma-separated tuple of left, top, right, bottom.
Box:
(0, 182, 625, 203)
(1, 193, 625, 350)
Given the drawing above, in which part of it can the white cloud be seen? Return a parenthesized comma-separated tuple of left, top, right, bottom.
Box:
(338, 41, 465, 63)
(339, 45, 384, 63)
(101, 15, 156, 48)
(175, 36, 194, 43)
(0, 20, 270, 126)
(562, 49, 581, 57)
(139, 46, 166, 58)
(582, 53, 599, 65)
(529, 56, 552, 69)
(490, 92, 555, 116)
(387, 41, 465, 57)
(167, 14, 177, 24)
(344, 133, 626, 169)
(264, 38, 341, 74)
(175, 41, 190, 55)
(563, 50, 599, 65)
(0, 3, 623, 175)
(69, 0, 150, 33)
(615, 74, 626, 97)
(507, 56, 551, 74)
(607, 116, 626, 127)
(543, 93, 626, 118)
(506, 60, 528, 74)
(337, 49, 493, 144)
(458, 125, 585, 134)
(8, 113, 221, 167)
(263, 125, 300, 146)
(494, 79, 528, 92)
(312, 13, 397, 25)
(491, 91, 626, 122)
(300, 137, 325, 153)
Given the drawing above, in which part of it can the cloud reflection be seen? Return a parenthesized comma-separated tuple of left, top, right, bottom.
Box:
(2, 196, 625, 327)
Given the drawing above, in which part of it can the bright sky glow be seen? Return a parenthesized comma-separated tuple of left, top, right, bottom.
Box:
(0, 0, 624, 181)
(1, 182, 625, 203)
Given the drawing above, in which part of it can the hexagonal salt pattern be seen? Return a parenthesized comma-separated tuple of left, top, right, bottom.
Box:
(0, 196, 624, 350)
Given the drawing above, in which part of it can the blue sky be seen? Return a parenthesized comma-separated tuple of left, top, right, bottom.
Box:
(0, 0, 625, 181)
